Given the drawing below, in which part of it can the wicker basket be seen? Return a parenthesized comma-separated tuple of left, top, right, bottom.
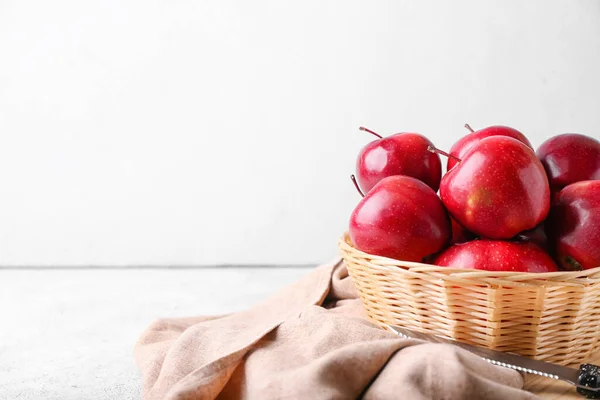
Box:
(338, 232, 600, 366)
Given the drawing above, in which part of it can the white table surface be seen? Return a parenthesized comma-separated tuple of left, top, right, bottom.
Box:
(0, 267, 311, 400)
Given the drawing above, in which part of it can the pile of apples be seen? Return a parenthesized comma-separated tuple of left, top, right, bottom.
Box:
(348, 124, 600, 273)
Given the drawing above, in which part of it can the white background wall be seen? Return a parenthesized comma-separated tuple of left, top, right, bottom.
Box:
(0, 0, 599, 266)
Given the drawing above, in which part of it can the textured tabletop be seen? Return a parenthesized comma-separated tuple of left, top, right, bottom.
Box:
(0, 267, 310, 400)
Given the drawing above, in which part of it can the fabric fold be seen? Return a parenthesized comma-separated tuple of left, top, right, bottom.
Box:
(134, 258, 538, 400)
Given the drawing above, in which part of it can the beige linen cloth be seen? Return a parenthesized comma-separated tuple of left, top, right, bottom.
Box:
(134, 258, 539, 399)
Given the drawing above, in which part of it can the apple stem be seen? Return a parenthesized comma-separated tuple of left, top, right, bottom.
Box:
(464, 123, 475, 133)
(427, 145, 461, 162)
(350, 175, 364, 197)
(359, 126, 382, 139)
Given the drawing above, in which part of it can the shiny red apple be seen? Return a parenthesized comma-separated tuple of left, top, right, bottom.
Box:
(349, 175, 450, 262)
(447, 124, 532, 171)
(536, 133, 600, 195)
(546, 180, 600, 270)
(355, 127, 442, 193)
(439, 136, 550, 239)
(433, 240, 558, 272)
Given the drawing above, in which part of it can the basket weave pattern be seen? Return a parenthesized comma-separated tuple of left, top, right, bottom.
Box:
(339, 233, 600, 366)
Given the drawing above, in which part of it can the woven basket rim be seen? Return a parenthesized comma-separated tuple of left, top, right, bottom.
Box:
(339, 232, 600, 279)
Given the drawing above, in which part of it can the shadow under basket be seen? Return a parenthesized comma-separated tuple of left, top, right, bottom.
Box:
(338, 232, 600, 366)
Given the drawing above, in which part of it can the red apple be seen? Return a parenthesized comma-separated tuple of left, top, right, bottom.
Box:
(439, 136, 550, 239)
(450, 217, 475, 244)
(515, 223, 548, 252)
(433, 240, 558, 272)
(447, 124, 532, 171)
(536, 134, 600, 195)
(355, 127, 442, 193)
(546, 180, 600, 270)
(349, 175, 450, 262)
